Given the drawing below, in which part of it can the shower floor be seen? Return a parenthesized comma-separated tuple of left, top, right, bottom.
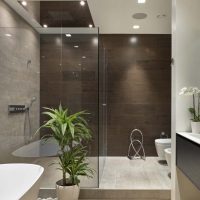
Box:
(100, 157, 170, 189)
(38, 157, 171, 199)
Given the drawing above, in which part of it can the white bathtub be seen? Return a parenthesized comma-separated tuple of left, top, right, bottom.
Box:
(12, 138, 77, 158)
(12, 138, 59, 157)
(0, 163, 44, 200)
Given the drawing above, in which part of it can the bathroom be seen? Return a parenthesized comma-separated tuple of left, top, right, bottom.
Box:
(0, 0, 200, 200)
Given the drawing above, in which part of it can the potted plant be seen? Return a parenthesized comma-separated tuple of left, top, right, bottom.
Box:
(38, 105, 94, 200)
(179, 87, 200, 133)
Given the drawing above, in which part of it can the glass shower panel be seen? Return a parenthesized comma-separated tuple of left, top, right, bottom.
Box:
(61, 28, 99, 188)
(39, 27, 100, 188)
(99, 40, 107, 182)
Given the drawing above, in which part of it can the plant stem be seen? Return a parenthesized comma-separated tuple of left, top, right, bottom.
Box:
(198, 94, 200, 120)
(61, 146, 67, 186)
(193, 94, 196, 120)
(63, 171, 66, 186)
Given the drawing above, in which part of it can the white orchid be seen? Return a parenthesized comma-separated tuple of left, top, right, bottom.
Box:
(179, 87, 200, 96)
(179, 86, 200, 122)
(192, 87, 200, 94)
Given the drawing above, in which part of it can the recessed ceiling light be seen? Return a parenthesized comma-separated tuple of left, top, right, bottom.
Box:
(133, 25, 140, 29)
(74, 45, 79, 48)
(132, 13, 147, 19)
(138, 0, 146, 3)
(43, 24, 48, 28)
(80, 1, 85, 6)
(82, 56, 86, 59)
(66, 34, 72, 37)
(89, 24, 93, 28)
(21, 1, 27, 6)
(5, 33, 12, 37)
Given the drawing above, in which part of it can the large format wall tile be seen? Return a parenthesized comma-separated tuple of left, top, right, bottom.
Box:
(0, 1, 40, 162)
(101, 34, 171, 156)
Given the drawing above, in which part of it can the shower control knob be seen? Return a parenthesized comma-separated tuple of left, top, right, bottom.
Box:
(8, 105, 26, 113)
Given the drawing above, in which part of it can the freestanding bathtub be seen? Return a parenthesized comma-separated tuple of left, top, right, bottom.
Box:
(0, 163, 44, 200)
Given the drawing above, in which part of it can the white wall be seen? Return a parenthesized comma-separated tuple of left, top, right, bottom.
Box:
(172, 0, 200, 199)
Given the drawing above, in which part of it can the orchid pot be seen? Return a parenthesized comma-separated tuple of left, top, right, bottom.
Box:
(179, 87, 200, 133)
(191, 121, 200, 133)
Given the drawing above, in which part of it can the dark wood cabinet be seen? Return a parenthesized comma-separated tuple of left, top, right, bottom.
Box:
(176, 134, 200, 190)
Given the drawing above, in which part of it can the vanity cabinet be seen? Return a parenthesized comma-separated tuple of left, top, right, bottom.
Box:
(176, 134, 200, 190)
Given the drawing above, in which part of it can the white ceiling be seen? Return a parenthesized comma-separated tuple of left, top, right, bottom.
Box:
(88, 0, 171, 34)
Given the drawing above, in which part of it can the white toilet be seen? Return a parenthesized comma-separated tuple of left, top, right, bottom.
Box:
(155, 138, 171, 160)
(164, 148, 171, 171)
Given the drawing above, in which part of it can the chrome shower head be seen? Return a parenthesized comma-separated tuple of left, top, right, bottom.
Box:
(31, 97, 36, 103)
(28, 97, 37, 108)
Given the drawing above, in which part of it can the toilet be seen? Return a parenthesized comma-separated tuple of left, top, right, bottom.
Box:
(164, 148, 171, 171)
(155, 138, 171, 160)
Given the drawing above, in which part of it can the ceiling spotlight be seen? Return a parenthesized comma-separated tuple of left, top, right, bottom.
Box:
(66, 34, 72, 37)
(74, 45, 79, 48)
(21, 1, 27, 6)
(82, 56, 86, 59)
(89, 24, 93, 28)
(138, 0, 146, 3)
(5, 33, 12, 37)
(133, 25, 140, 29)
(43, 24, 48, 28)
(80, 1, 85, 6)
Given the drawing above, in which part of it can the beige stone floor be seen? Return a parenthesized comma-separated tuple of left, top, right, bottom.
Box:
(100, 157, 171, 189)
(38, 157, 171, 200)
(33, 157, 99, 188)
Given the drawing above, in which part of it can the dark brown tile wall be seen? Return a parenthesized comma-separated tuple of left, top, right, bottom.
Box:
(40, 34, 171, 157)
(101, 34, 171, 156)
(40, 34, 99, 156)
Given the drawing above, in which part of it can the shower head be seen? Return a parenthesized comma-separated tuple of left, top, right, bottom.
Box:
(27, 97, 37, 108)
(31, 97, 36, 103)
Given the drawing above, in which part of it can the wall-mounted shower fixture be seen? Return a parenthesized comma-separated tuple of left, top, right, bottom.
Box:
(8, 97, 37, 114)
(27, 59, 31, 68)
(24, 97, 37, 143)
(27, 96, 36, 109)
(127, 129, 146, 160)
(8, 105, 26, 113)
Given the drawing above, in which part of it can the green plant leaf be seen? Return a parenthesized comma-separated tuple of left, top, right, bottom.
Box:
(35, 104, 94, 186)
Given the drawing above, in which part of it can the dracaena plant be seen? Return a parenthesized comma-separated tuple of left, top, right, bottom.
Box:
(179, 87, 200, 122)
(38, 105, 94, 186)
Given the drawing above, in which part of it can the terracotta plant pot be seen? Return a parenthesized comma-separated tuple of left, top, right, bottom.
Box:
(56, 180, 80, 200)
(191, 121, 200, 133)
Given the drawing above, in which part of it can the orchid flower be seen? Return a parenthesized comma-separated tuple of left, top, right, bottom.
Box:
(179, 87, 200, 122)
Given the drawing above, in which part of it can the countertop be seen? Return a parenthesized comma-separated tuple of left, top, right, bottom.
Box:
(177, 132, 200, 145)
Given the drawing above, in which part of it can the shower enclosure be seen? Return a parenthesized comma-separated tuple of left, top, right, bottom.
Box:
(0, 0, 107, 189)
